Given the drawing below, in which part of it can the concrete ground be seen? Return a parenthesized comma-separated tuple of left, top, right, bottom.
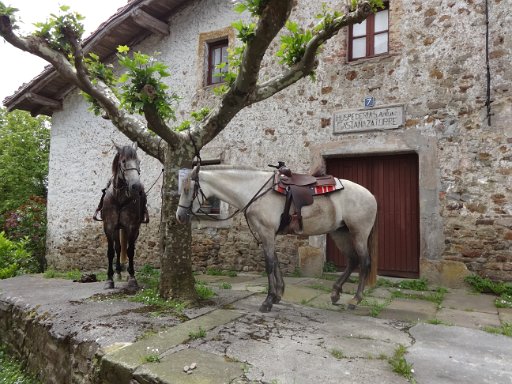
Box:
(1, 273, 511, 384)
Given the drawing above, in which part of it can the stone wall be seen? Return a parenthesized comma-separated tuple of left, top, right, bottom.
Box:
(45, 0, 511, 281)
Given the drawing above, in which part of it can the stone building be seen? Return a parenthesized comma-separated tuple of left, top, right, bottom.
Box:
(4, 0, 511, 284)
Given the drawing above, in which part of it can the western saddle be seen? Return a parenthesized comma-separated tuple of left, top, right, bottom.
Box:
(270, 162, 339, 233)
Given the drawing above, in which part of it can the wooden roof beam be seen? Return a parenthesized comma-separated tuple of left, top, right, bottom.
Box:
(7, 92, 62, 112)
(130, 9, 169, 36)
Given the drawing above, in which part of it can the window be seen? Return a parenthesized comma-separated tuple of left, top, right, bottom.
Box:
(349, 4, 389, 61)
(207, 39, 228, 85)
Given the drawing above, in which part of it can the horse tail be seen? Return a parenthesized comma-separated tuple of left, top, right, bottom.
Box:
(366, 211, 378, 287)
(120, 228, 128, 265)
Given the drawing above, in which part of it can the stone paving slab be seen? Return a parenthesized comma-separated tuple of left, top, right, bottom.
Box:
(378, 298, 437, 322)
(442, 289, 498, 314)
(436, 308, 501, 330)
(133, 347, 244, 384)
(282, 285, 321, 304)
(99, 309, 243, 383)
(498, 307, 512, 324)
(408, 323, 512, 384)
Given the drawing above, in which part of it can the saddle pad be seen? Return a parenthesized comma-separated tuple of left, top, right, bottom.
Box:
(274, 177, 344, 196)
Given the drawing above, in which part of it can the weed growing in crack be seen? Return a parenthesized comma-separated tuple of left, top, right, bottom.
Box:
(330, 348, 345, 359)
(189, 327, 207, 340)
(388, 344, 415, 382)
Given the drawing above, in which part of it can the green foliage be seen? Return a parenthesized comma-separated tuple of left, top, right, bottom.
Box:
(0, 1, 19, 28)
(0, 109, 50, 214)
(232, 20, 256, 43)
(330, 348, 345, 359)
(314, 3, 343, 33)
(33, 5, 85, 56)
(464, 275, 512, 296)
(233, 0, 267, 16)
(388, 344, 415, 381)
(276, 21, 313, 67)
(323, 261, 337, 273)
(350, 0, 385, 12)
(116, 46, 179, 121)
(175, 108, 211, 132)
(0, 343, 41, 384)
(3, 196, 47, 272)
(0, 232, 36, 279)
(219, 282, 232, 289)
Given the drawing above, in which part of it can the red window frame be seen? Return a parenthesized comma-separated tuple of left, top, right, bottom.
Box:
(207, 39, 229, 85)
(348, 4, 389, 61)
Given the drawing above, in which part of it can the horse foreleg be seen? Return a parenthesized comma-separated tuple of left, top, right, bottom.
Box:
(114, 229, 122, 281)
(105, 237, 115, 289)
(126, 238, 139, 291)
(260, 238, 279, 313)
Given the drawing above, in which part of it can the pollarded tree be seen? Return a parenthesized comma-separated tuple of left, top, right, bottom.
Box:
(0, 0, 382, 302)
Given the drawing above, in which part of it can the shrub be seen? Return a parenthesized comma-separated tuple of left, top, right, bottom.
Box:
(0, 232, 37, 279)
(3, 196, 47, 272)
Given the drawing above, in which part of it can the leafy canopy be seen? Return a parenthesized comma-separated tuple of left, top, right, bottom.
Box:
(0, 108, 50, 214)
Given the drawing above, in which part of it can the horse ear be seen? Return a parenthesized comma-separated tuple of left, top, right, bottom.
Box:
(112, 140, 121, 153)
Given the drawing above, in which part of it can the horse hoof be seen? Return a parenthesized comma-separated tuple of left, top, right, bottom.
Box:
(347, 304, 356, 310)
(259, 303, 272, 313)
(331, 292, 340, 304)
(127, 277, 139, 291)
(272, 296, 281, 304)
(104, 280, 115, 289)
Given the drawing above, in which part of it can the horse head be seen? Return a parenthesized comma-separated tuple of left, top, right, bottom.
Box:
(113, 143, 143, 198)
(176, 164, 201, 224)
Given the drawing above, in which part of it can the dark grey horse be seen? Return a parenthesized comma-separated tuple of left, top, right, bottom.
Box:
(94, 144, 147, 290)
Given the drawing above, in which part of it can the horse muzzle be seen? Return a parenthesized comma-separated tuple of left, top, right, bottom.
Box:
(176, 209, 191, 225)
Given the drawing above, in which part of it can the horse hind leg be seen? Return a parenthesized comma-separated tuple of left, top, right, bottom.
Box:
(347, 233, 372, 310)
(115, 229, 124, 281)
(329, 227, 359, 305)
(125, 233, 139, 292)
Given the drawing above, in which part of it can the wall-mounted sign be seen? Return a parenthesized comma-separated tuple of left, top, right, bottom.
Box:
(333, 104, 404, 134)
(364, 96, 375, 108)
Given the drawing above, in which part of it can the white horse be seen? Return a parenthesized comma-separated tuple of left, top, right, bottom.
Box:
(176, 164, 378, 313)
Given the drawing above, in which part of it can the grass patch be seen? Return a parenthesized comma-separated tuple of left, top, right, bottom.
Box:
(330, 348, 345, 359)
(43, 268, 82, 280)
(206, 268, 237, 277)
(426, 318, 451, 326)
(195, 281, 215, 300)
(143, 354, 161, 363)
(130, 287, 186, 313)
(0, 344, 40, 384)
(391, 287, 447, 305)
(388, 344, 415, 382)
(219, 282, 232, 289)
(377, 277, 430, 291)
(188, 327, 207, 340)
(483, 323, 512, 337)
(307, 283, 331, 293)
(495, 293, 512, 308)
(361, 298, 390, 317)
(464, 275, 512, 296)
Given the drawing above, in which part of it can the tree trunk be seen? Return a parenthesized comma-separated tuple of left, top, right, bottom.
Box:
(158, 146, 198, 302)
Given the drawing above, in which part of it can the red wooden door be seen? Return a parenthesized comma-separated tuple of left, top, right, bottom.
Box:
(326, 154, 419, 278)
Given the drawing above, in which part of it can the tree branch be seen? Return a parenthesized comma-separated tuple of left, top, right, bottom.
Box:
(0, 14, 164, 162)
(250, 1, 373, 103)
